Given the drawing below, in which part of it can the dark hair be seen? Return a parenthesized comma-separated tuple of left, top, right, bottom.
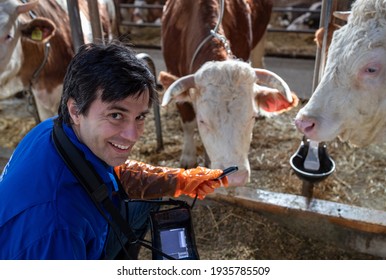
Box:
(58, 42, 158, 124)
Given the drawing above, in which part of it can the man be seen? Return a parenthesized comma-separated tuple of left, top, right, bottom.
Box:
(0, 42, 227, 260)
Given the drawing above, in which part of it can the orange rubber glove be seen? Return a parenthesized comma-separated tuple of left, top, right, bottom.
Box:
(174, 166, 228, 199)
(114, 160, 228, 200)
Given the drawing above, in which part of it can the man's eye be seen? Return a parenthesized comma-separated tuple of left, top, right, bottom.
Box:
(137, 114, 147, 121)
(111, 113, 122, 120)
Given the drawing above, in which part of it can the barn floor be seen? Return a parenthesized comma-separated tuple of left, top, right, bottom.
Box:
(139, 197, 382, 260)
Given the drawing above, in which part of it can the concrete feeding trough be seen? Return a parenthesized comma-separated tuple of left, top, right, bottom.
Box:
(209, 186, 386, 258)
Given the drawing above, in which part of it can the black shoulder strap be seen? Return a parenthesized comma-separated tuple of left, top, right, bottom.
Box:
(51, 119, 138, 244)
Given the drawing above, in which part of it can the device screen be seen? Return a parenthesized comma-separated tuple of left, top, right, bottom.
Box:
(160, 228, 189, 259)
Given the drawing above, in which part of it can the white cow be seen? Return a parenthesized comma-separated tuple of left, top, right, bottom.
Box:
(0, 0, 115, 121)
(295, 0, 386, 147)
(162, 60, 298, 186)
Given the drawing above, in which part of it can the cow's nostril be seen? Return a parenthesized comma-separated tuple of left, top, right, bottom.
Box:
(295, 117, 316, 135)
(303, 122, 315, 133)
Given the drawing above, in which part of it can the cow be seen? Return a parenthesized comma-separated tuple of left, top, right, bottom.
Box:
(133, 0, 164, 24)
(117, 0, 164, 35)
(0, 0, 115, 122)
(286, 1, 322, 31)
(159, 0, 299, 187)
(295, 0, 386, 147)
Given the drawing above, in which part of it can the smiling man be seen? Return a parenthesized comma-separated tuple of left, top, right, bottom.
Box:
(0, 42, 227, 260)
(67, 88, 150, 166)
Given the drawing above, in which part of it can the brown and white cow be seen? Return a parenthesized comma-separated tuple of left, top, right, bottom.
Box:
(0, 0, 115, 121)
(117, 0, 164, 35)
(295, 0, 386, 147)
(159, 0, 298, 186)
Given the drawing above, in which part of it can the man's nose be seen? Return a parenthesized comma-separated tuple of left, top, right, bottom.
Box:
(121, 122, 140, 141)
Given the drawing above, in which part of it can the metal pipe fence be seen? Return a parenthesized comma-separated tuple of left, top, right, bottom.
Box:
(117, 4, 323, 34)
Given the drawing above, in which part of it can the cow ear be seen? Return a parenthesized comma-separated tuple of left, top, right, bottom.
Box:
(158, 71, 178, 89)
(159, 72, 195, 106)
(21, 17, 56, 43)
(254, 85, 299, 115)
(158, 71, 188, 105)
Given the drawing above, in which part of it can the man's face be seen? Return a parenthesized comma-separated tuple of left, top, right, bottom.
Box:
(69, 90, 150, 166)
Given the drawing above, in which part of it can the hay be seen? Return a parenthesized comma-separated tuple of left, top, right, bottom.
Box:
(138, 199, 378, 260)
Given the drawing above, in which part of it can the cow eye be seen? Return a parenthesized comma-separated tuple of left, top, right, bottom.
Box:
(366, 67, 377, 73)
(1, 34, 13, 43)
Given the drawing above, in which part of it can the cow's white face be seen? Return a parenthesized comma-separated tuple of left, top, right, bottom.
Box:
(0, 1, 22, 74)
(0, 0, 58, 103)
(161, 59, 297, 186)
(191, 61, 258, 185)
(295, 20, 386, 147)
(0, 0, 39, 99)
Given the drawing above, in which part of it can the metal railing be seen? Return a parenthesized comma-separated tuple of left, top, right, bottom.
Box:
(117, 4, 323, 34)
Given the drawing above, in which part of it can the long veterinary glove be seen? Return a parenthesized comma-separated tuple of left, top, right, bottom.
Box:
(175, 166, 228, 199)
(114, 160, 181, 199)
(114, 160, 228, 200)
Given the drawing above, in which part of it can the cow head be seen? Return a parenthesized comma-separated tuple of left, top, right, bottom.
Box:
(0, 0, 56, 96)
(295, 0, 386, 147)
(161, 60, 298, 186)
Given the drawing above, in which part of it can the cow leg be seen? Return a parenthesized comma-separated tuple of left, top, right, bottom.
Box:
(176, 102, 197, 168)
(249, 30, 267, 69)
(34, 101, 56, 121)
(33, 86, 62, 121)
(0, 77, 25, 100)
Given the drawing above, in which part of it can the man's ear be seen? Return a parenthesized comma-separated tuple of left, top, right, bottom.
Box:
(67, 98, 80, 125)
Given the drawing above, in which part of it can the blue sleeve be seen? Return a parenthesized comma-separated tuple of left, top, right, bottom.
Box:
(13, 230, 96, 260)
(1, 208, 106, 260)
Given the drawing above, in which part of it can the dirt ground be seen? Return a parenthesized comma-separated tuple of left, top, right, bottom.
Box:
(0, 29, 384, 259)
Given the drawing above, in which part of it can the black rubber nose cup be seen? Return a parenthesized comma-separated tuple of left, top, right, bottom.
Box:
(290, 137, 335, 183)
